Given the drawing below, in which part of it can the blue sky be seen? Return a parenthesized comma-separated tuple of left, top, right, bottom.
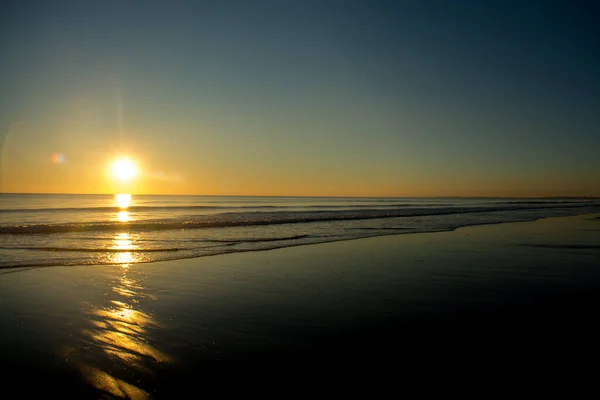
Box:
(1, 0, 598, 196)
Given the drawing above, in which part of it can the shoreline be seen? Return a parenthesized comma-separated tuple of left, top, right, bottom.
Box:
(2, 211, 599, 272)
(1, 213, 599, 395)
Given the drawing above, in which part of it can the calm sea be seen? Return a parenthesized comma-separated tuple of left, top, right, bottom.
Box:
(1, 193, 599, 269)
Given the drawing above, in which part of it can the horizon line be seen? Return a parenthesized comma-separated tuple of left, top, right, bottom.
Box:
(1, 192, 599, 200)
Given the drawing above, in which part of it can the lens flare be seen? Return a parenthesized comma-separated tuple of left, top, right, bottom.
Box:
(51, 152, 66, 164)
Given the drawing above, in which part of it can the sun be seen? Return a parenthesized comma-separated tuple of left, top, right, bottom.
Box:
(112, 159, 137, 181)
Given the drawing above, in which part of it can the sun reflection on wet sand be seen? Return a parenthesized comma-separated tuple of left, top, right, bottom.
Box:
(86, 296, 170, 368)
(65, 250, 172, 399)
(78, 364, 151, 400)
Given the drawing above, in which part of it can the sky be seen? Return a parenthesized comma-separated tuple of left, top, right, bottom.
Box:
(1, 0, 598, 197)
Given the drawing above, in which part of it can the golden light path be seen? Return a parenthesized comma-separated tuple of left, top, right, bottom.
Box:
(63, 231, 171, 399)
(63, 189, 166, 398)
(80, 259, 169, 400)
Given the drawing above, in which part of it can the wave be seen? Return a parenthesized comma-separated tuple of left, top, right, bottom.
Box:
(0, 246, 180, 252)
(0, 204, 432, 213)
(0, 235, 313, 250)
(491, 200, 595, 205)
(203, 234, 312, 243)
(2, 199, 596, 214)
(2, 210, 600, 271)
(0, 205, 276, 213)
(1, 203, 599, 234)
(0, 203, 437, 213)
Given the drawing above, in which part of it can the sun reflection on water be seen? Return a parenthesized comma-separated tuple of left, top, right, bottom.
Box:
(115, 193, 132, 209)
(108, 232, 141, 265)
(113, 233, 133, 249)
(115, 194, 134, 223)
(115, 252, 135, 265)
(117, 210, 130, 222)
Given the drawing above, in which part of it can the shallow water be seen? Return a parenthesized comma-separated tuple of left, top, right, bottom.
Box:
(2, 194, 599, 268)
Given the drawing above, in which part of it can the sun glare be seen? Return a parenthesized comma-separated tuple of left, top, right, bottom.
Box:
(112, 159, 137, 181)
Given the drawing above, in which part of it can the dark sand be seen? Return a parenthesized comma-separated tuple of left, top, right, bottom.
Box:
(1, 214, 599, 396)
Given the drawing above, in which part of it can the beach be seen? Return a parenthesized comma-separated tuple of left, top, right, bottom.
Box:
(4, 0, 600, 396)
(1, 213, 600, 396)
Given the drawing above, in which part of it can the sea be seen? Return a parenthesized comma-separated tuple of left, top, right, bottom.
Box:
(1, 193, 600, 269)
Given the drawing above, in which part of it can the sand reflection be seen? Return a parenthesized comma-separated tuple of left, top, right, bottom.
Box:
(71, 242, 172, 399)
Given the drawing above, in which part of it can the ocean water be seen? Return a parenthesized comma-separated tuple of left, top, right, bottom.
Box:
(1, 193, 599, 269)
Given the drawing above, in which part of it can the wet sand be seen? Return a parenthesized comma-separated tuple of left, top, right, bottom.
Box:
(1, 213, 599, 396)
